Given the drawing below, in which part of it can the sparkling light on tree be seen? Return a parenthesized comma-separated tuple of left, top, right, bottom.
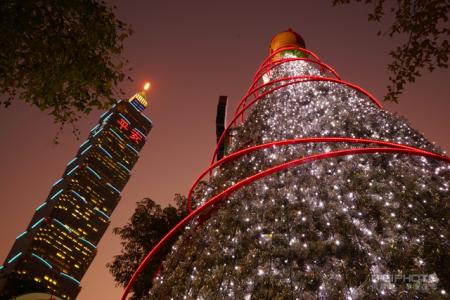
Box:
(122, 29, 450, 299)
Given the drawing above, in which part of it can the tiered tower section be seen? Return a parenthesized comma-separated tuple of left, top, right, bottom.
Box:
(0, 89, 152, 299)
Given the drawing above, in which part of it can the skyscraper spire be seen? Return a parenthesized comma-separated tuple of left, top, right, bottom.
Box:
(128, 82, 151, 111)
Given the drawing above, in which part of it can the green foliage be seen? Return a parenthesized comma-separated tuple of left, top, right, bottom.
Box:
(0, 0, 131, 127)
(107, 196, 188, 300)
(332, 0, 449, 102)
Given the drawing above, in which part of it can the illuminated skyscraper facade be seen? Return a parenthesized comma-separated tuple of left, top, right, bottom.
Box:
(0, 89, 152, 299)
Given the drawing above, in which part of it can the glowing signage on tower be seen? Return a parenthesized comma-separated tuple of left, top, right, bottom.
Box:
(116, 117, 144, 145)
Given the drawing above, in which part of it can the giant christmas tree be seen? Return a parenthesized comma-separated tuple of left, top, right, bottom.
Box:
(123, 29, 450, 299)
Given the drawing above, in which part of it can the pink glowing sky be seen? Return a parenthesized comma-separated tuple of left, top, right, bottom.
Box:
(0, 1, 448, 299)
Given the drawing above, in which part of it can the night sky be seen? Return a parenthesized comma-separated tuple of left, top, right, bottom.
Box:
(0, 1, 448, 299)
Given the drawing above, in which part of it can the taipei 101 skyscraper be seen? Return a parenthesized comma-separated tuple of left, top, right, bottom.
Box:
(0, 84, 153, 299)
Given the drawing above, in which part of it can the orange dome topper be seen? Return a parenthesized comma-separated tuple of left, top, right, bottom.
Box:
(269, 28, 306, 57)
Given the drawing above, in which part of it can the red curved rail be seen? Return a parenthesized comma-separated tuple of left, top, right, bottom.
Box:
(211, 76, 383, 166)
(249, 57, 341, 95)
(263, 45, 322, 67)
(186, 137, 440, 212)
(121, 147, 450, 300)
(235, 55, 337, 119)
(235, 58, 342, 122)
(254, 57, 341, 81)
(234, 45, 324, 117)
(237, 57, 341, 115)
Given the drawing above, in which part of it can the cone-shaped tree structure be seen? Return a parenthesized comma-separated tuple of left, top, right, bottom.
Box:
(124, 30, 450, 300)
